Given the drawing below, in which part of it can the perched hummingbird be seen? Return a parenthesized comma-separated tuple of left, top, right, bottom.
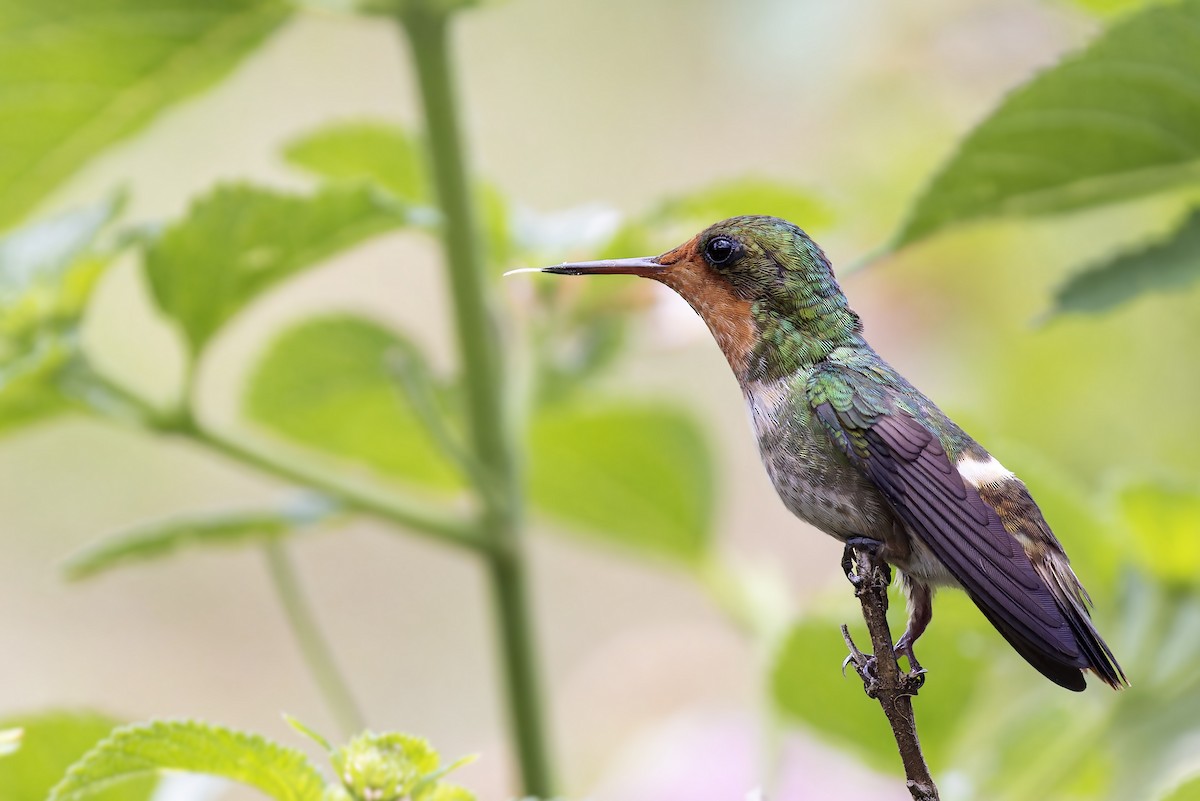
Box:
(521, 215, 1127, 691)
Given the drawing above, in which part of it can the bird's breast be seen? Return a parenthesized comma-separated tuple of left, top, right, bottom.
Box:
(743, 375, 895, 542)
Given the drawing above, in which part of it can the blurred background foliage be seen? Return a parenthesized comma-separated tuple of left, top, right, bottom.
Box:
(2, 0, 1199, 800)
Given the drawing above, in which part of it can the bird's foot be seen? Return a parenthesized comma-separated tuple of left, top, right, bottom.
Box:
(841, 537, 891, 595)
(840, 625, 882, 698)
(893, 638, 928, 694)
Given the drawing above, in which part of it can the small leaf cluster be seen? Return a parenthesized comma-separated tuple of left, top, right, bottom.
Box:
(36, 717, 475, 801)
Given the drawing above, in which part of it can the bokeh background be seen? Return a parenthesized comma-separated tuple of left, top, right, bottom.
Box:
(3, 1, 1199, 799)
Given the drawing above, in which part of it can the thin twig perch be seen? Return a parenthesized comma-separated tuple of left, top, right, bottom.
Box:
(841, 543, 939, 801)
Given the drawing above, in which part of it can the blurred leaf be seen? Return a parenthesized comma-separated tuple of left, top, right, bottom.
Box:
(284, 121, 428, 204)
(1072, 0, 1178, 17)
(49, 720, 325, 801)
(0, 0, 290, 230)
(145, 184, 408, 354)
(1161, 774, 1200, 801)
(1049, 209, 1200, 318)
(282, 715, 333, 753)
(1119, 481, 1200, 584)
(284, 121, 514, 266)
(0, 338, 72, 436)
(771, 593, 989, 774)
(64, 499, 338, 581)
(528, 275, 652, 408)
(0, 727, 21, 757)
(245, 315, 462, 490)
(0, 197, 122, 437)
(771, 617, 894, 771)
(526, 403, 713, 562)
(355, 0, 490, 16)
(420, 784, 476, 801)
(0, 196, 121, 342)
(659, 176, 833, 232)
(896, 0, 1200, 248)
(0, 711, 154, 801)
(602, 177, 832, 259)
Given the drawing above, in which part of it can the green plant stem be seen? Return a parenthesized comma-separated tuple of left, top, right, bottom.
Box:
(189, 425, 484, 551)
(263, 537, 366, 737)
(398, 8, 554, 796)
(77, 367, 483, 550)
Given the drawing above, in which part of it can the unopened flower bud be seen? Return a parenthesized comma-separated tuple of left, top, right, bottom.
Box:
(331, 732, 438, 801)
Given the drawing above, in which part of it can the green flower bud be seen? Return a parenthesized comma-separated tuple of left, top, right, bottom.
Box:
(323, 785, 354, 801)
(331, 732, 439, 801)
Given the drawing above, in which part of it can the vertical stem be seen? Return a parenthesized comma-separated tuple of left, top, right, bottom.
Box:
(263, 538, 366, 737)
(397, 8, 554, 796)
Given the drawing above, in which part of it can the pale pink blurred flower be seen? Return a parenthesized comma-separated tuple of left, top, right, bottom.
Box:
(587, 711, 909, 801)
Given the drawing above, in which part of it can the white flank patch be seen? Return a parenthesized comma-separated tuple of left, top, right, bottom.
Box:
(744, 378, 791, 436)
(956, 453, 1015, 488)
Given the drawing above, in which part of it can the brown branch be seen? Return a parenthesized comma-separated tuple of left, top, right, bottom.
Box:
(840, 543, 939, 801)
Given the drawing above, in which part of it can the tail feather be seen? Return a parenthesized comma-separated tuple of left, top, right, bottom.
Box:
(966, 596, 1086, 690)
(1036, 557, 1128, 689)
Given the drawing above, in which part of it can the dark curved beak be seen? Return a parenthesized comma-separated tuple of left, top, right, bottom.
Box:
(504, 256, 663, 278)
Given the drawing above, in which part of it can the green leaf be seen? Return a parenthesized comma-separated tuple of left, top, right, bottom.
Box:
(418, 785, 476, 801)
(0, 197, 122, 437)
(659, 177, 833, 232)
(0, 727, 22, 757)
(282, 715, 333, 753)
(0, 338, 72, 436)
(63, 498, 337, 581)
(245, 315, 462, 490)
(0, 196, 121, 342)
(1119, 481, 1200, 584)
(1161, 774, 1200, 801)
(770, 592, 989, 773)
(145, 183, 409, 354)
(0, 711, 154, 801)
(600, 178, 832, 260)
(896, 0, 1200, 247)
(49, 720, 326, 801)
(1072, 0, 1178, 18)
(1049, 208, 1200, 318)
(526, 403, 714, 562)
(283, 121, 513, 266)
(0, 0, 290, 230)
(284, 121, 429, 205)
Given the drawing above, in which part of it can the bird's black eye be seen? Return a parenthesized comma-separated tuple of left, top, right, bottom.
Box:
(704, 236, 739, 265)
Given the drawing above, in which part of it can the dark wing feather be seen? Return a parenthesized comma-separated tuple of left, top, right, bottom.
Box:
(808, 365, 1089, 690)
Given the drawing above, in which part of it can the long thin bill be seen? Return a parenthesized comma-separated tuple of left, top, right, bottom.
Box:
(503, 256, 662, 277)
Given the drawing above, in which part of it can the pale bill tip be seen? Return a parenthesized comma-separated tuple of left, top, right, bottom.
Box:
(502, 266, 551, 277)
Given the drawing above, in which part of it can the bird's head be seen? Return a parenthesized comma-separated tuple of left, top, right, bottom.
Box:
(517, 215, 863, 381)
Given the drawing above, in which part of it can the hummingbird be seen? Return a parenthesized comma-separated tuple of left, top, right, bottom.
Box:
(518, 215, 1127, 691)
